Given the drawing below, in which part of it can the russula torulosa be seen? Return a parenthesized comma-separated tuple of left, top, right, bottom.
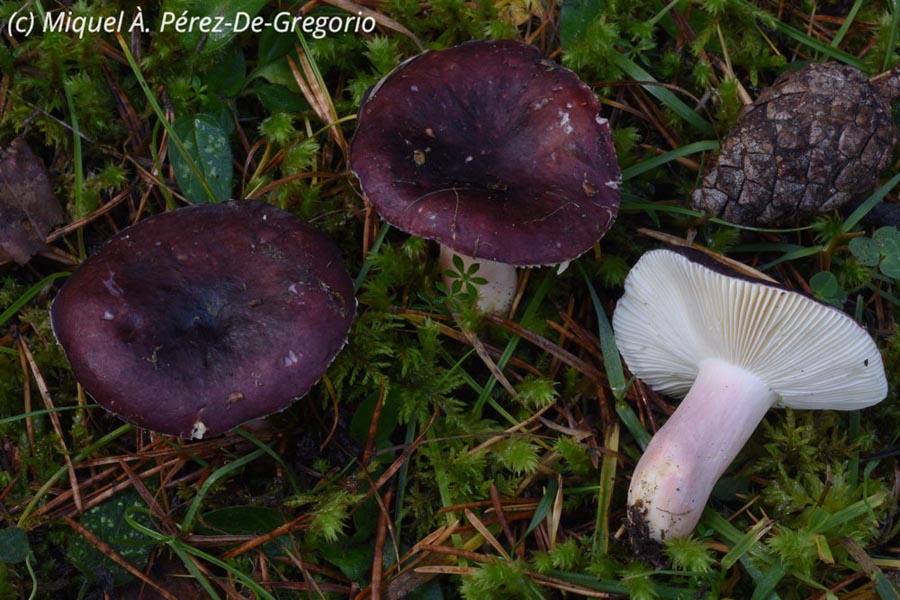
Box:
(50, 200, 355, 439)
(612, 248, 887, 541)
(349, 39, 620, 314)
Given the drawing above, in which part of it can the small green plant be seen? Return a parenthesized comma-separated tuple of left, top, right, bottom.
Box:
(459, 560, 539, 600)
(809, 271, 848, 307)
(436, 253, 489, 313)
(849, 226, 900, 279)
(285, 489, 365, 543)
(664, 536, 715, 573)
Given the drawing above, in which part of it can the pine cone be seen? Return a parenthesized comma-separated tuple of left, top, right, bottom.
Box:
(691, 63, 897, 226)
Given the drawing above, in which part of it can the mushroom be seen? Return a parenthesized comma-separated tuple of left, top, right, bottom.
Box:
(349, 39, 620, 314)
(612, 247, 887, 542)
(50, 200, 355, 439)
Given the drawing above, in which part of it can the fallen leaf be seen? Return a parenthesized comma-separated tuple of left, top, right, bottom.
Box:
(0, 138, 65, 264)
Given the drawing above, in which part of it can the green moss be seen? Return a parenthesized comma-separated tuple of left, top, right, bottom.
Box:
(460, 560, 535, 600)
(664, 536, 714, 573)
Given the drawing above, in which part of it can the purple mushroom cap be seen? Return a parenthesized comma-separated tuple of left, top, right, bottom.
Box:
(50, 201, 355, 439)
(350, 40, 621, 266)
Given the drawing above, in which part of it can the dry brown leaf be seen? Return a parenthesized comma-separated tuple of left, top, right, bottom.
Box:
(0, 138, 65, 264)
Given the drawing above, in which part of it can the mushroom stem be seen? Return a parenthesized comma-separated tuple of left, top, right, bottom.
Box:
(627, 358, 776, 540)
(439, 245, 517, 315)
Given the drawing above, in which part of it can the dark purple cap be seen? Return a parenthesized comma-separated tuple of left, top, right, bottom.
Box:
(50, 201, 355, 438)
(349, 40, 621, 266)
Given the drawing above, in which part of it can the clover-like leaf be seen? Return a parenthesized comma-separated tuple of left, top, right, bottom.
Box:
(880, 254, 900, 279)
(809, 271, 847, 307)
(872, 226, 900, 254)
(848, 237, 880, 267)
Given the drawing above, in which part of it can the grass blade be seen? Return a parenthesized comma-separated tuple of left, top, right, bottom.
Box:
(760, 245, 822, 270)
(842, 170, 900, 233)
(592, 422, 619, 556)
(182, 448, 267, 531)
(0, 272, 71, 327)
(809, 492, 887, 535)
(731, 0, 864, 68)
(614, 398, 650, 451)
(611, 53, 714, 137)
(114, 33, 219, 204)
(523, 478, 558, 539)
(750, 562, 788, 600)
(354, 223, 391, 291)
(621, 140, 719, 181)
(579, 264, 625, 398)
(883, 0, 900, 72)
(473, 275, 552, 413)
(721, 518, 774, 570)
(831, 0, 865, 49)
(0, 405, 96, 426)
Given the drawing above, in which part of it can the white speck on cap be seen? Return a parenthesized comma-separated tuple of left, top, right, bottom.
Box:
(191, 420, 207, 440)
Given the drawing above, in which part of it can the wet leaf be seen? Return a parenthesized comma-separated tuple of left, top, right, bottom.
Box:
(0, 527, 30, 563)
(171, 114, 233, 203)
(0, 138, 65, 264)
(67, 489, 153, 586)
(320, 542, 373, 581)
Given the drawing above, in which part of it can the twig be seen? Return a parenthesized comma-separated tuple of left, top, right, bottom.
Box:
(319, 374, 340, 452)
(220, 514, 311, 560)
(362, 379, 387, 468)
(464, 508, 511, 561)
(460, 327, 520, 400)
(490, 483, 519, 558)
(370, 489, 393, 599)
(637, 228, 779, 282)
(312, 0, 424, 51)
(119, 460, 178, 536)
(482, 313, 604, 381)
(18, 337, 83, 514)
(63, 516, 179, 600)
(287, 49, 348, 154)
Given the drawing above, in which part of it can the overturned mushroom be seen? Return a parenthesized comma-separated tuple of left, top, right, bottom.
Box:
(612, 248, 887, 542)
(50, 200, 355, 439)
(350, 39, 620, 314)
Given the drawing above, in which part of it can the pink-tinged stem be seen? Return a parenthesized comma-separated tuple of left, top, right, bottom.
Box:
(628, 358, 777, 540)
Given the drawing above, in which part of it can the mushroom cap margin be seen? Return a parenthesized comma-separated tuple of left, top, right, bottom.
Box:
(349, 39, 621, 267)
(50, 200, 356, 438)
